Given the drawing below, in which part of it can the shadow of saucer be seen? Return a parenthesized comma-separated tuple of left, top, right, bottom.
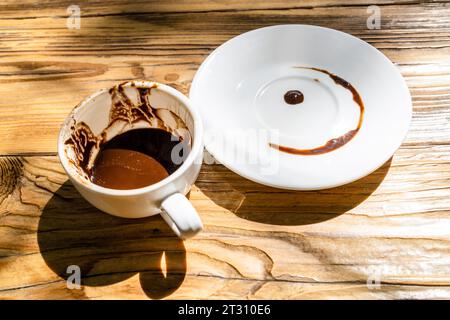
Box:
(198, 159, 392, 226)
(37, 181, 186, 299)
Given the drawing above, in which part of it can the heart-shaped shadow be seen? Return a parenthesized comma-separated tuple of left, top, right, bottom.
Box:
(37, 181, 186, 299)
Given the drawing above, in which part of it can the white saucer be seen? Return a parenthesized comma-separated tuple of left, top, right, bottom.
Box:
(190, 25, 412, 190)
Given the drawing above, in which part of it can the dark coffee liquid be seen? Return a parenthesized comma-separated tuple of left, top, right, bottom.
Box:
(284, 90, 304, 104)
(90, 128, 188, 190)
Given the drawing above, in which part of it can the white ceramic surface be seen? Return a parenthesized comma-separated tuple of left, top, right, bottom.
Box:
(58, 81, 204, 239)
(190, 25, 412, 190)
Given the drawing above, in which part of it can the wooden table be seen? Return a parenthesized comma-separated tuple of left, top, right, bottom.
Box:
(1, 0, 449, 300)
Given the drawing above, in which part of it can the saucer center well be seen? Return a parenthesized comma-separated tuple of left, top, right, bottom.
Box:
(254, 75, 339, 145)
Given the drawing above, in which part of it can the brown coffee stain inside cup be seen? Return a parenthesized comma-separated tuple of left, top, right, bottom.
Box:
(90, 128, 187, 189)
(64, 82, 191, 185)
(64, 121, 99, 176)
(269, 67, 364, 155)
(91, 149, 169, 190)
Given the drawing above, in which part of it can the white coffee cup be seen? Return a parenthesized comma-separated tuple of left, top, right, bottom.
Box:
(57, 81, 204, 239)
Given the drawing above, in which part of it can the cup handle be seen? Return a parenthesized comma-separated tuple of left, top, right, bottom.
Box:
(160, 193, 203, 239)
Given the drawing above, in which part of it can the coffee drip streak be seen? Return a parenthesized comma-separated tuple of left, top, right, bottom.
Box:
(107, 82, 163, 129)
(65, 121, 98, 176)
(269, 67, 365, 155)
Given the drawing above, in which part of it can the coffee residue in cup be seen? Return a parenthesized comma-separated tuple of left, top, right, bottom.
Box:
(64, 121, 98, 174)
(64, 82, 191, 183)
(92, 149, 169, 190)
(269, 67, 364, 155)
(90, 128, 187, 189)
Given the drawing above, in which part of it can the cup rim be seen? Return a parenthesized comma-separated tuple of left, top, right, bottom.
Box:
(57, 80, 203, 196)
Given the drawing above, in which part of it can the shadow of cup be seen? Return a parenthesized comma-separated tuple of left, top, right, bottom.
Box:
(37, 181, 186, 299)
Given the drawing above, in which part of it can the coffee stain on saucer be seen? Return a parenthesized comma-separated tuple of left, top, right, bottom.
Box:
(269, 67, 364, 155)
(284, 90, 304, 105)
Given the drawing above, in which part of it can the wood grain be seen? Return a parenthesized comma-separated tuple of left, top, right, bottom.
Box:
(0, 148, 450, 299)
(0, 1, 449, 153)
(0, 0, 449, 299)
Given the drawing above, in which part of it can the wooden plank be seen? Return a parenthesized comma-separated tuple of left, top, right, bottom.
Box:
(0, 1, 430, 18)
(1, 0, 450, 300)
(0, 147, 449, 299)
(0, 2, 449, 153)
